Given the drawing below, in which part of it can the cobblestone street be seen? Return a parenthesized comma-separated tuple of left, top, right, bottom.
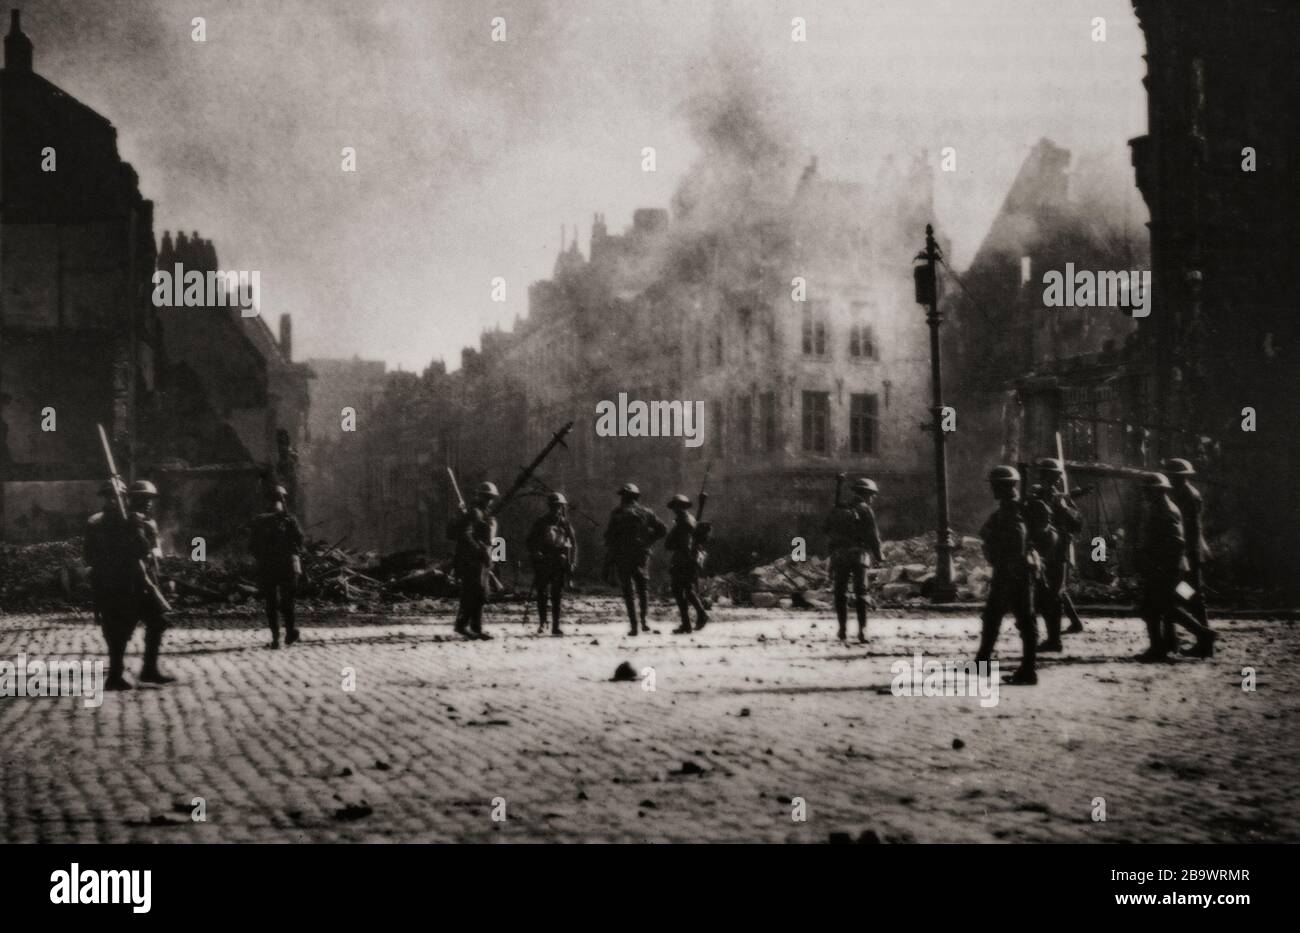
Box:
(2, 601, 1296, 843)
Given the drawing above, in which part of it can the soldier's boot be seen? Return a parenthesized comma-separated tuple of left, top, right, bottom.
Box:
(139, 627, 176, 685)
(974, 612, 998, 664)
(691, 592, 710, 631)
(266, 600, 280, 648)
(1186, 628, 1217, 658)
(105, 650, 132, 691)
(1038, 609, 1063, 652)
(638, 593, 651, 633)
(283, 601, 299, 645)
(855, 599, 868, 643)
(1008, 619, 1037, 685)
(1063, 593, 1084, 633)
(1136, 616, 1168, 662)
(672, 595, 692, 634)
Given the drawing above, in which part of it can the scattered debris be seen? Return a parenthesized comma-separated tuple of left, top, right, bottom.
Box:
(332, 803, 373, 822)
(610, 661, 638, 682)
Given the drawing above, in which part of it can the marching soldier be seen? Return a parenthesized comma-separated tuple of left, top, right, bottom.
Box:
(1164, 458, 1210, 634)
(452, 481, 499, 640)
(1136, 472, 1215, 661)
(526, 491, 578, 636)
(603, 483, 667, 636)
(823, 478, 883, 643)
(975, 466, 1038, 685)
(84, 480, 149, 691)
(250, 485, 305, 649)
(128, 480, 175, 685)
(1033, 459, 1083, 650)
(664, 494, 709, 634)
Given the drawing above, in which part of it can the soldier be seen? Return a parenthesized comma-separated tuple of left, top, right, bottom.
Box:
(1164, 458, 1211, 635)
(1136, 472, 1215, 661)
(250, 485, 305, 649)
(127, 481, 176, 684)
(1033, 459, 1083, 651)
(526, 491, 578, 636)
(452, 481, 499, 640)
(84, 480, 149, 690)
(823, 478, 884, 643)
(603, 483, 667, 636)
(975, 466, 1038, 685)
(664, 494, 710, 634)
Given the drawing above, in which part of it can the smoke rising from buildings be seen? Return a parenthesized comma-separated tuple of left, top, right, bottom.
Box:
(20, 0, 1145, 371)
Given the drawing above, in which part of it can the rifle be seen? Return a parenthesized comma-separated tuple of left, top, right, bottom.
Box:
(833, 472, 846, 509)
(697, 460, 713, 521)
(96, 424, 172, 613)
(491, 421, 575, 516)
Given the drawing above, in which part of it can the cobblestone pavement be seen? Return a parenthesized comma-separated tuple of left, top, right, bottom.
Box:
(2, 600, 1296, 843)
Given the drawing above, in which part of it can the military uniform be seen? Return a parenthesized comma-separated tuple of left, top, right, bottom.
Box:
(1137, 474, 1214, 660)
(84, 480, 172, 688)
(823, 481, 883, 642)
(526, 497, 577, 635)
(604, 485, 667, 636)
(452, 501, 497, 639)
(1031, 470, 1081, 649)
(664, 495, 709, 634)
(250, 496, 305, 648)
(84, 506, 151, 690)
(134, 510, 172, 682)
(976, 468, 1038, 684)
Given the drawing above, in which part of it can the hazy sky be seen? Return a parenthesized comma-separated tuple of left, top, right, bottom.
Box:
(22, 0, 1146, 371)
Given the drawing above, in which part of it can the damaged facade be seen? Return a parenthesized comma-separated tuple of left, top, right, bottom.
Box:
(1001, 0, 1300, 594)
(321, 157, 937, 571)
(0, 12, 310, 550)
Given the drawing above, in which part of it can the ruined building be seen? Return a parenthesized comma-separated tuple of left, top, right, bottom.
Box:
(0, 12, 310, 548)
(0, 11, 161, 540)
(1005, 1, 1300, 593)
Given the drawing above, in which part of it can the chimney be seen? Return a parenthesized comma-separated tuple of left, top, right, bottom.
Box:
(279, 313, 293, 361)
(5, 10, 33, 72)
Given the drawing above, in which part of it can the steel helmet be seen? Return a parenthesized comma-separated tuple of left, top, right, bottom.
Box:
(98, 480, 120, 498)
(851, 478, 879, 494)
(476, 481, 499, 497)
(619, 483, 640, 497)
(667, 493, 691, 510)
(1035, 458, 1063, 473)
(1163, 458, 1195, 476)
(128, 479, 159, 497)
(547, 491, 568, 506)
(268, 484, 288, 501)
(988, 465, 1020, 484)
(1145, 472, 1172, 490)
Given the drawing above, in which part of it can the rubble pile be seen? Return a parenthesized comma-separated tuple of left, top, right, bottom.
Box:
(0, 537, 461, 612)
(700, 531, 1131, 607)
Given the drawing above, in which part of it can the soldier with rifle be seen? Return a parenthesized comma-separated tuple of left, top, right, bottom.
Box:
(250, 484, 305, 649)
(1135, 472, 1216, 661)
(1033, 457, 1083, 651)
(450, 480, 499, 640)
(526, 491, 578, 636)
(822, 475, 883, 643)
(975, 466, 1038, 685)
(86, 427, 175, 689)
(664, 493, 710, 634)
(603, 483, 667, 636)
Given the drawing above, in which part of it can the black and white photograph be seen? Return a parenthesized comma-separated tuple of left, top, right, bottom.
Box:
(0, 0, 1294, 908)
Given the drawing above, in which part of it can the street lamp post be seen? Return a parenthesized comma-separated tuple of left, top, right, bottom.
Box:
(914, 224, 958, 602)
